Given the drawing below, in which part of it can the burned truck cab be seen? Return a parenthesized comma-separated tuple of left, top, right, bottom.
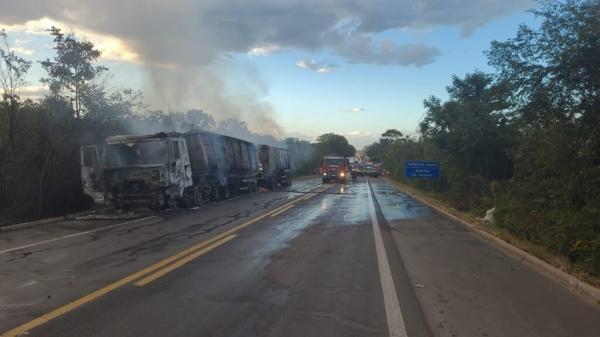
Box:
(101, 133, 192, 209)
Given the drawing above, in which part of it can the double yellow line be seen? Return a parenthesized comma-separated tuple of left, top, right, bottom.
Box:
(298, 185, 329, 201)
(1, 184, 330, 337)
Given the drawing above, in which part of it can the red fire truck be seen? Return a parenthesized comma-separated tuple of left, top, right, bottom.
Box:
(321, 156, 350, 183)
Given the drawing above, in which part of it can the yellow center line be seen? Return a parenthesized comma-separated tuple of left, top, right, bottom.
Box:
(0, 183, 327, 337)
(303, 186, 329, 200)
(0, 229, 240, 337)
(269, 204, 295, 217)
(134, 234, 237, 286)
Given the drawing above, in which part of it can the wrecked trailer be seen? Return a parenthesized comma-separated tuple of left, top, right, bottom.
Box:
(81, 131, 258, 209)
(183, 131, 259, 201)
(257, 145, 291, 189)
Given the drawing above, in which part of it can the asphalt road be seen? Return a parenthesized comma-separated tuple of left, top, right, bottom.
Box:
(0, 177, 598, 337)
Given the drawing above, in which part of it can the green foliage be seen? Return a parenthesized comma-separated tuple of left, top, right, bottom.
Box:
(315, 133, 356, 157)
(0, 29, 32, 156)
(40, 27, 108, 118)
(369, 0, 600, 276)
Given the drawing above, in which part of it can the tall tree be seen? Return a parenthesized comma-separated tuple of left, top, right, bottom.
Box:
(0, 29, 32, 155)
(40, 27, 107, 118)
(316, 133, 355, 157)
(420, 71, 512, 180)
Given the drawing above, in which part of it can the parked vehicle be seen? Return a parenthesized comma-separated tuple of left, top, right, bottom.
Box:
(81, 131, 258, 209)
(257, 145, 291, 189)
(321, 156, 350, 183)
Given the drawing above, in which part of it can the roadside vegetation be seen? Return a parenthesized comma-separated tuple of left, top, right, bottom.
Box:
(366, 0, 600, 277)
(0, 27, 352, 225)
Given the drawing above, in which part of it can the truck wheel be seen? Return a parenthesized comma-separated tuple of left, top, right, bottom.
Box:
(229, 185, 237, 198)
(211, 187, 220, 201)
(151, 193, 167, 210)
(177, 196, 191, 208)
(267, 178, 274, 190)
(221, 185, 230, 199)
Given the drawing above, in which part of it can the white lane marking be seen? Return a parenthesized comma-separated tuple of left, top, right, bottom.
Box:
(0, 216, 158, 255)
(367, 178, 409, 337)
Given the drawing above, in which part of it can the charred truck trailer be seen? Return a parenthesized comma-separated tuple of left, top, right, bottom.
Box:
(81, 131, 258, 209)
(257, 145, 291, 189)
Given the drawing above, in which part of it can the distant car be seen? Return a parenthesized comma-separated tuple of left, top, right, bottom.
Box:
(365, 163, 380, 177)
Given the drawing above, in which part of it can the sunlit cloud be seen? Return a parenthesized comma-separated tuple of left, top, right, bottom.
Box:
(340, 107, 365, 113)
(19, 85, 49, 99)
(10, 46, 34, 55)
(296, 59, 337, 73)
(247, 44, 281, 56)
(1, 17, 139, 63)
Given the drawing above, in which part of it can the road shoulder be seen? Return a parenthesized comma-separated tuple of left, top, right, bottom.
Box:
(382, 176, 600, 305)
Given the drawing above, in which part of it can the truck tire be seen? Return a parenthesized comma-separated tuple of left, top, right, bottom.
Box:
(220, 185, 230, 199)
(267, 177, 274, 190)
(177, 196, 192, 208)
(211, 187, 220, 201)
(228, 185, 237, 198)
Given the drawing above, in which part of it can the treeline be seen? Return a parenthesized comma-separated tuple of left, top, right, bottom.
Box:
(0, 27, 355, 224)
(286, 133, 356, 175)
(366, 0, 600, 276)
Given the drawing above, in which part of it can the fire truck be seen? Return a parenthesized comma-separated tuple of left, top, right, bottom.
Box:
(321, 156, 350, 183)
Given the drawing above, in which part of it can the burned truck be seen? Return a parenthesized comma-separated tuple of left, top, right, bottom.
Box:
(257, 145, 291, 189)
(80, 131, 258, 209)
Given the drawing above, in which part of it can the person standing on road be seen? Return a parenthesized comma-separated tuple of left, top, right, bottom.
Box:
(351, 164, 358, 183)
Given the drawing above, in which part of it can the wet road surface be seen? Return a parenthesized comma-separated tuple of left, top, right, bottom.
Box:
(0, 177, 598, 337)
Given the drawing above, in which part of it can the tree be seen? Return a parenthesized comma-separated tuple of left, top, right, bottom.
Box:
(486, 0, 600, 271)
(488, 0, 600, 126)
(184, 109, 215, 131)
(315, 133, 355, 157)
(0, 29, 32, 155)
(40, 27, 107, 118)
(364, 141, 384, 162)
(419, 71, 513, 180)
(381, 129, 403, 143)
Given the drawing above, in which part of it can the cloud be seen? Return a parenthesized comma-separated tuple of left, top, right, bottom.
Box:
(11, 46, 34, 55)
(338, 36, 441, 67)
(8, 38, 35, 55)
(296, 59, 337, 73)
(344, 130, 378, 149)
(341, 107, 365, 113)
(247, 44, 281, 56)
(19, 85, 49, 99)
(0, 1, 532, 69)
(0, 0, 532, 136)
(1, 17, 139, 63)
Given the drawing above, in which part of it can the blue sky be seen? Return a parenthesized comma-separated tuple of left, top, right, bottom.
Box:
(1, 1, 538, 148)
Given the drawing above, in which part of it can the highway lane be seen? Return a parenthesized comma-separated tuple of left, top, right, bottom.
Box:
(0, 178, 322, 333)
(1, 177, 599, 337)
